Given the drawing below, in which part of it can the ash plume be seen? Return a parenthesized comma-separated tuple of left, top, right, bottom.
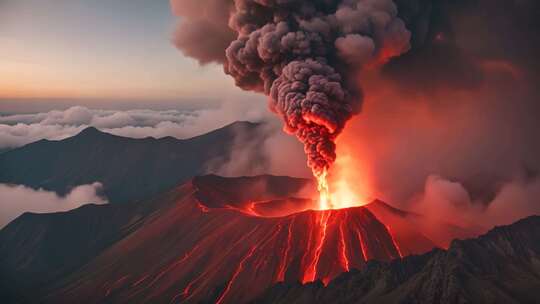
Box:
(329, 0, 540, 233)
(172, 0, 412, 177)
(171, 0, 540, 236)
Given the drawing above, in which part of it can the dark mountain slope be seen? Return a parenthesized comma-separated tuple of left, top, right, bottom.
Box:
(365, 200, 476, 251)
(1, 174, 516, 304)
(255, 215, 540, 304)
(0, 183, 187, 303)
(0, 121, 261, 203)
(0, 175, 418, 304)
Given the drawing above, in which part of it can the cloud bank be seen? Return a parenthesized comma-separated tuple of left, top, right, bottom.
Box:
(0, 104, 311, 178)
(0, 101, 268, 149)
(0, 183, 107, 228)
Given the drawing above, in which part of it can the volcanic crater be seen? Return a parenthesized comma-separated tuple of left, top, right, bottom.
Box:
(1, 175, 469, 304)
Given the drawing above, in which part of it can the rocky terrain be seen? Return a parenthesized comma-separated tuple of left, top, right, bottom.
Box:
(0, 175, 445, 304)
(255, 215, 540, 304)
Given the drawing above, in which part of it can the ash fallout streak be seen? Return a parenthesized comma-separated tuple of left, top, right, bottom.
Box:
(172, 0, 412, 209)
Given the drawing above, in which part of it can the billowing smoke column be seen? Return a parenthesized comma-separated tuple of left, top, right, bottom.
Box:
(224, 0, 411, 178)
(172, 0, 412, 200)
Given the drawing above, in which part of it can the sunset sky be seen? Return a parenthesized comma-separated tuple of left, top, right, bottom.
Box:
(0, 0, 255, 111)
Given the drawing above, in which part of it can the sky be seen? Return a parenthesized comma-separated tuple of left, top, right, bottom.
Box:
(0, 0, 258, 112)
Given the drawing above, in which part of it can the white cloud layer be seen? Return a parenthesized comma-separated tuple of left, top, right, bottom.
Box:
(0, 183, 107, 228)
(0, 101, 269, 149)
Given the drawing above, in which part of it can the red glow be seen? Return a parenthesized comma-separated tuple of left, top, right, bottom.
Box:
(302, 211, 330, 284)
(131, 274, 149, 287)
(56, 178, 439, 304)
(141, 181, 411, 303)
(189, 173, 408, 299)
(179, 226, 261, 301)
(355, 227, 369, 261)
(314, 155, 372, 212)
(197, 200, 209, 213)
(147, 243, 202, 288)
(316, 170, 331, 210)
(276, 218, 294, 282)
(215, 246, 257, 304)
(338, 216, 350, 272)
(384, 224, 403, 258)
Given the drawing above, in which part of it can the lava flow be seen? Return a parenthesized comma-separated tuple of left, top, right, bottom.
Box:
(300, 170, 379, 286)
(44, 175, 437, 304)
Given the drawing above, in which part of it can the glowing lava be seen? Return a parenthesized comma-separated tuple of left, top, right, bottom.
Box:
(36, 175, 436, 304)
(316, 167, 369, 211)
(317, 170, 331, 210)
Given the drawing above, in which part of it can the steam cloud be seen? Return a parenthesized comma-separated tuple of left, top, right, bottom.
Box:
(172, 0, 412, 177)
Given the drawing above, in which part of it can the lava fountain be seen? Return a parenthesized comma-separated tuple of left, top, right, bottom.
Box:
(169, 0, 415, 296)
(222, 1, 412, 202)
(315, 154, 372, 211)
(317, 169, 331, 210)
(172, 0, 413, 209)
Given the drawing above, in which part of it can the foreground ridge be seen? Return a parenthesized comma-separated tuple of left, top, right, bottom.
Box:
(254, 216, 540, 304)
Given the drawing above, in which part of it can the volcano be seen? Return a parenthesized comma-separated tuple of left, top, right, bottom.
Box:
(1, 175, 466, 303)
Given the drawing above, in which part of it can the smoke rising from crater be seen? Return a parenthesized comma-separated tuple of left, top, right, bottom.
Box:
(172, 0, 412, 177)
(172, 0, 540, 229)
(327, 0, 540, 233)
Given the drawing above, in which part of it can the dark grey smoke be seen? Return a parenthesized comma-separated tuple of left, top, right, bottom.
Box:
(377, 0, 540, 202)
(327, 0, 540, 230)
(170, 0, 235, 64)
(171, 0, 412, 177)
(171, 0, 540, 215)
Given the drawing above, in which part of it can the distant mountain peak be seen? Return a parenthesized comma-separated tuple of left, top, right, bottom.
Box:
(0, 122, 270, 204)
(77, 126, 103, 136)
(74, 127, 119, 141)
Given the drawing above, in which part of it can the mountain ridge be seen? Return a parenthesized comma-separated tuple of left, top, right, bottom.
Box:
(0, 121, 263, 203)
